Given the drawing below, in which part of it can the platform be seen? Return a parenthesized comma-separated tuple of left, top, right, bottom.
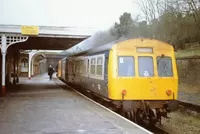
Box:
(0, 74, 151, 134)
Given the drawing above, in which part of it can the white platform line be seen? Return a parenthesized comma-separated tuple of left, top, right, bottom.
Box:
(57, 80, 153, 134)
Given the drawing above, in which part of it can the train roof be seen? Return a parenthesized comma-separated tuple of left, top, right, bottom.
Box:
(71, 38, 125, 56)
(60, 57, 68, 61)
(72, 38, 173, 56)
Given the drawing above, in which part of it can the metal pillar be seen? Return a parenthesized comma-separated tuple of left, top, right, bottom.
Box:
(0, 34, 28, 95)
(1, 35, 7, 95)
(28, 54, 32, 79)
(31, 57, 34, 77)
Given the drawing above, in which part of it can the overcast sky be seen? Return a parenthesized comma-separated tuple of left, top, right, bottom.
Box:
(0, 0, 142, 30)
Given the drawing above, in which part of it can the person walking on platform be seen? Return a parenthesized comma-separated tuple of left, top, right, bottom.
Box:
(48, 65, 54, 80)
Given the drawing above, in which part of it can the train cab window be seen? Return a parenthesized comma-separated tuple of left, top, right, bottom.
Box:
(118, 56, 135, 77)
(157, 57, 173, 77)
(90, 58, 96, 75)
(138, 56, 154, 77)
(96, 57, 103, 76)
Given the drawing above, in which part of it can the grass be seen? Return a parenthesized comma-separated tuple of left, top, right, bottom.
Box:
(175, 43, 200, 58)
(176, 48, 200, 58)
(162, 111, 200, 134)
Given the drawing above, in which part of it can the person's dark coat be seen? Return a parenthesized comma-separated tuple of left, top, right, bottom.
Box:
(48, 67, 54, 76)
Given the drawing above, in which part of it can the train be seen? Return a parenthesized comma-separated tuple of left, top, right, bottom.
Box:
(57, 38, 179, 126)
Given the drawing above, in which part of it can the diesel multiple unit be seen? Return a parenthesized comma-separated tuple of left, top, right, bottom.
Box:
(58, 38, 178, 125)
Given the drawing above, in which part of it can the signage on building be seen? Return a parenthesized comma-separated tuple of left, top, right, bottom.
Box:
(21, 26, 39, 35)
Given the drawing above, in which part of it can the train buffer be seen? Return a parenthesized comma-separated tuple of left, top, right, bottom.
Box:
(0, 74, 152, 134)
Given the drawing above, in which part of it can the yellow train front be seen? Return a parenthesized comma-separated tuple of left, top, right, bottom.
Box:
(58, 38, 178, 126)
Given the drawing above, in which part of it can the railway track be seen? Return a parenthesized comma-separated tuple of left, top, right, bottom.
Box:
(56, 79, 169, 134)
(145, 126, 169, 134)
(178, 101, 200, 113)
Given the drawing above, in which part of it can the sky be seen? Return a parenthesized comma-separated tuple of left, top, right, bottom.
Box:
(0, 0, 142, 30)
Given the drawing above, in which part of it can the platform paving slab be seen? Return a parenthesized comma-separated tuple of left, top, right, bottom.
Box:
(0, 74, 151, 134)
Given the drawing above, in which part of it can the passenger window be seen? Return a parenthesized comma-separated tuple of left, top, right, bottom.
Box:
(157, 57, 173, 77)
(79, 61, 83, 74)
(96, 57, 103, 76)
(75, 61, 79, 73)
(138, 56, 154, 77)
(118, 56, 135, 77)
(72, 62, 74, 73)
(82, 60, 86, 73)
(90, 58, 96, 75)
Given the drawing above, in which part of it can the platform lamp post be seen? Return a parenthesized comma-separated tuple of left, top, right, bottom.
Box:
(0, 34, 28, 96)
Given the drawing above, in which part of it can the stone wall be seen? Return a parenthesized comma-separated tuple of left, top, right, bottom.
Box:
(176, 57, 200, 85)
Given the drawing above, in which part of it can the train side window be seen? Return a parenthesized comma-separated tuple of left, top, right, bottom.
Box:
(75, 61, 78, 73)
(90, 58, 96, 75)
(157, 57, 173, 77)
(79, 61, 81, 73)
(96, 57, 103, 76)
(76, 61, 80, 74)
(81, 60, 84, 74)
(118, 56, 135, 77)
(82, 59, 86, 74)
(138, 56, 154, 77)
(72, 62, 74, 73)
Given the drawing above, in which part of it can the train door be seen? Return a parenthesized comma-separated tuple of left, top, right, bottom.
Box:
(104, 52, 109, 82)
(61, 60, 66, 80)
(137, 56, 157, 99)
(104, 51, 109, 96)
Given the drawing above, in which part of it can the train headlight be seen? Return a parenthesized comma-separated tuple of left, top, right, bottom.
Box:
(166, 90, 172, 96)
(121, 89, 127, 96)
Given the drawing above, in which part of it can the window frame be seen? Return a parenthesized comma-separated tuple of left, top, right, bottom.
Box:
(138, 56, 154, 77)
(96, 57, 103, 76)
(73, 56, 88, 77)
(88, 54, 105, 80)
(117, 56, 135, 77)
(157, 56, 173, 77)
(90, 58, 96, 75)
